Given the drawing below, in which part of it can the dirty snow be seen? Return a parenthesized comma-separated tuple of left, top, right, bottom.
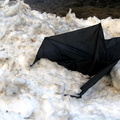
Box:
(0, 0, 120, 120)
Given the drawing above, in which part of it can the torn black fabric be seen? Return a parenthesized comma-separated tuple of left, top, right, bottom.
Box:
(31, 23, 120, 98)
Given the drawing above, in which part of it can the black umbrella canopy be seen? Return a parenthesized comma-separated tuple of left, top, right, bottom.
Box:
(31, 23, 120, 98)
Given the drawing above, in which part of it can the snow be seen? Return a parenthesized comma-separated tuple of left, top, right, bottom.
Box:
(0, 0, 120, 120)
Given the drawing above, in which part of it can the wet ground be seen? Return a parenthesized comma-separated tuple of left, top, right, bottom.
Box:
(24, 0, 120, 19)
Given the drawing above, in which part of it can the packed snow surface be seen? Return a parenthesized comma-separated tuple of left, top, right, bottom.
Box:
(0, 0, 120, 120)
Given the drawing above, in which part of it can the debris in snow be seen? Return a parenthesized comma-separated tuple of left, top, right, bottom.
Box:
(0, 0, 120, 120)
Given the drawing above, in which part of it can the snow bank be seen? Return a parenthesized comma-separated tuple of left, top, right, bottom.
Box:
(0, 0, 120, 120)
